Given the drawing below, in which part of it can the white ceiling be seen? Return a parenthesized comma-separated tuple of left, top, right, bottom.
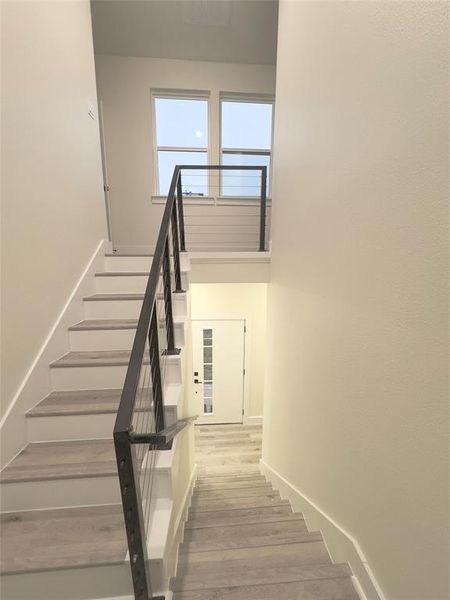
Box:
(91, 0, 278, 65)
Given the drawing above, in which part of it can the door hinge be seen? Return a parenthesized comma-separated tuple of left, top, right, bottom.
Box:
(244, 325, 247, 333)
(243, 368, 246, 375)
(242, 409, 244, 415)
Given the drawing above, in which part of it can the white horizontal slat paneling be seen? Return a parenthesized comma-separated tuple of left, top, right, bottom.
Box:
(182, 204, 271, 251)
(183, 205, 271, 217)
(185, 218, 260, 227)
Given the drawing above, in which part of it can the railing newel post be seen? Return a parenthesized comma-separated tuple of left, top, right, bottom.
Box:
(114, 431, 153, 600)
(177, 173, 186, 252)
(162, 237, 180, 355)
(259, 166, 267, 252)
(149, 304, 165, 433)
(171, 193, 184, 293)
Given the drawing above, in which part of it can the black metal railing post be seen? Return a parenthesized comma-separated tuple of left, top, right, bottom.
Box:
(114, 431, 153, 600)
(171, 200, 184, 293)
(148, 306, 165, 433)
(162, 237, 179, 355)
(176, 175, 186, 252)
(259, 166, 267, 252)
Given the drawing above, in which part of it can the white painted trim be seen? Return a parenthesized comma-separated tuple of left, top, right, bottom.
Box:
(164, 462, 197, 591)
(172, 463, 197, 545)
(0, 239, 107, 431)
(260, 459, 387, 600)
(245, 415, 263, 425)
(352, 575, 370, 600)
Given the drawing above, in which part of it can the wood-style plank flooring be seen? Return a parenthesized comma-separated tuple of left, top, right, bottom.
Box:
(171, 423, 359, 600)
(0, 504, 127, 575)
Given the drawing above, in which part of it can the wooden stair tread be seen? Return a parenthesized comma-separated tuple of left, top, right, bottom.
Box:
(27, 384, 180, 417)
(69, 319, 138, 331)
(181, 525, 316, 553)
(172, 577, 359, 600)
(178, 539, 330, 571)
(83, 293, 145, 301)
(83, 292, 186, 301)
(96, 269, 187, 277)
(27, 388, 126, 416)
(195, 446, 261, 457)
(95, 271, 150, 277)
(195, 424, 262, 431)
(69, 317, 183, 331)
(27, 388, 142, 416)
(0, 439, 115, 483)
(104, 252, 153, 257)
(189, 494, 288, 514)
(191, 486, 274, 502)
(197, 466, 262, 476)
(195, 439, 261, 448)
(171, 562, 353, 592)
(0, 504, 126, 575)
(186, 506, 301, 529)
(50, 350, 148, 368)
(195, 473, 265, 483)
(194, 480, 270, 492)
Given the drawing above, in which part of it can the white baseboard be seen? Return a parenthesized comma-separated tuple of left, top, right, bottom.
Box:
(0, 239, 109, 468)
(164, 461, 197, 589)
(260, 459, 387, 600)
(245, 415, 263, 425)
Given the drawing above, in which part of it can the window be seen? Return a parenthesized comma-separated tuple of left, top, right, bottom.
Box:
(203, 328, 213, 414)
(220, 98, 273, 197)
(154, 96, 209, 195)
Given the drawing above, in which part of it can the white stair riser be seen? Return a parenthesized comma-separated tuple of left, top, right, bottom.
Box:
(26, 407, 178, 442)
(1, 563, 133, 600)
(2, 469, 172, 511)
(104, 256, 153, 271)
(50, 360, 182, 389)
(96, 272, 188, 294)
(104, 254, 190, 272)
(84, 295, 187, 319)
(1, 556, 166, 600)
(2, 475, 120, 511)
(69, 323, 185, 351)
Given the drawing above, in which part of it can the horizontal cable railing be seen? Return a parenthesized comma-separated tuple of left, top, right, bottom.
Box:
(114, 164, 267, 600)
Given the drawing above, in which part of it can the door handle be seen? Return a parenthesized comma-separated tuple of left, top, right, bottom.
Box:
(194, 379, 203, 384)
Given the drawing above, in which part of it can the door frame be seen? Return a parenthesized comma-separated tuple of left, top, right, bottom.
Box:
(191, 318, 246, 424)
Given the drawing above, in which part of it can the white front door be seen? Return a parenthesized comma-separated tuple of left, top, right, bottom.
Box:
(192, 320, 245, 424)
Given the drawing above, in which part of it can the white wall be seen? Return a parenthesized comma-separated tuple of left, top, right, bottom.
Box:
(1, 1, 106, 417)
(190, 283, 267, 419)
(95, 54, 275, 252)
(264, 2, 448, 600)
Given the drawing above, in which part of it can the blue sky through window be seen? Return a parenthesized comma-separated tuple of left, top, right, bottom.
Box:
(221, 101, 272, 150)
(154, 98, 208, 148)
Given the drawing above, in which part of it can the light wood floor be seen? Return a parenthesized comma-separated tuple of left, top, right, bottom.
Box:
(194, 423, 262, 476)
(170, 423, 359, 599)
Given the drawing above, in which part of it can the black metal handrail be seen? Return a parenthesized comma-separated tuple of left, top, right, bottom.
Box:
(113, 164, 267, 600)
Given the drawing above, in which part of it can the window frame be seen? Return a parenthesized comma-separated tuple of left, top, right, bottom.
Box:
(151, 89, 211, 197)
(219, 93, 275, 198)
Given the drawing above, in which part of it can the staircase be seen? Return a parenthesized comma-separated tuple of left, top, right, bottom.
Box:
(1, 165, 361, 600)
(0, 252, 191, 599)
(170, 424, 360, 600)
